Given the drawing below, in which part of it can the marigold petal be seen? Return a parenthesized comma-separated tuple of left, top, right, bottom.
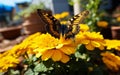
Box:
(85, 43, 94, 50)
(99, 45, 104, 50)
(41, 50, 54, 61)
(60, 46, 76, 55)
(81, 40, 90, 44)
(60, 54, 70, 63)
(52, 50, 62, 61)
(34, 48, 49, 54)
(91, 41, 100, 47)
(56, 44, 64, 49)
(102, 57, 119, 71)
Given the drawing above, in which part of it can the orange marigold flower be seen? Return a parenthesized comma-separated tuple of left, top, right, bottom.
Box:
(105, 39, 120, 51)
(33, 33, 77, 63)
(97, 21, 108, 28)
(54, 14, 61, 20)
(101, 52, 120, 71)
(61, 12, 69, 18)
(75, 31, 105, 50)
(54, 12, 69, 20)
(0, 52, 19, 72)
(116, 17, 120, 22)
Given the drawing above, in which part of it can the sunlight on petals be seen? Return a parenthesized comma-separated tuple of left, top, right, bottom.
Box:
(41, 50, 54, 61)
(86, 43, 94, 50)
(91, 41, 100, 47)
(60, 46, 76, 55)
(81, 39, 90, 44)
(52, 50, 62, 61)
(56, 44, 64, 49)
(61, 54, 70, 63)
(99, 45, 105, 50)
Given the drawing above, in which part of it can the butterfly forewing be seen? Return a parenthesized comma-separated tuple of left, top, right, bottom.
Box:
(67, 10, 89, 26)
(37, 9, 60, 38)
(65, 10, 89, 38)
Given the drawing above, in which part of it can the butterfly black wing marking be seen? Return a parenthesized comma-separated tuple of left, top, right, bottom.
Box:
(37, 9, 61, 38)
(65, 10, 89, 38)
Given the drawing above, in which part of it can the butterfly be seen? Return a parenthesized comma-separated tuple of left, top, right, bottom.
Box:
(37, 9, 89, 39)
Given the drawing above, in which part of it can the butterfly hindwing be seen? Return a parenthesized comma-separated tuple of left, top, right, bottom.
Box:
(37, 9, 61, 38)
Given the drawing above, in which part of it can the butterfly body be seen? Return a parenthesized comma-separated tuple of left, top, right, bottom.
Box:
(37, 9, 89, 39)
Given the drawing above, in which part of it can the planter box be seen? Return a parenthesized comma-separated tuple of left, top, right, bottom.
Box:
(22, 20, 46, 35)
(111, 26, 120, 39)
(0, 26, 22, 40)
(22, 11, 52, 35)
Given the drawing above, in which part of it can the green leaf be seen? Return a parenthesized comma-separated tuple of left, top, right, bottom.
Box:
(24, 68, 34, 75)
(32, 56, 37, 62)
(75, 52, 88, 60)
(77, 45, 87, 54)
(34, 62, 47, 72)
(0, 72, 5, 75)
(10, 69, 20, 75)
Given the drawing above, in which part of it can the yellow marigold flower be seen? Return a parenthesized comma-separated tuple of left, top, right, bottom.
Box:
(54, 14, 62, 20)
(61, 12, 69, 18)
(116, 17, 120, 22)
(10, 32, 41, 56)
(101, 52, 120, 71)
(0, 32, 41, 72)
(0, 53, 19, 72)
(79, 24, 89, 32)
(97, 21, 108, 28)
(105, 39, 120, 51)
(33, 33, 59, 54)
(54, 12, 69, 20)
(116, 46, 120, 51)
(75, 32, 105, 50)
(33, 33, 76, 63)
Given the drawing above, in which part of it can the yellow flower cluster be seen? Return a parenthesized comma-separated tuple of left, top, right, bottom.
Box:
(0, 50, 19, 72)
(0, 32, 41, 72)
(75, 31, 105, 50)
(54, 12, 69, 20)
(101, 52, 120, 71)
(1, 22, 120, 72)
(105, 39, 120, 51)
(33, 33, 77, 63)
(97, 21, 108, 28)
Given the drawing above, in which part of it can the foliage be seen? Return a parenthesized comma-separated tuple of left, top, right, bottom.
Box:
(97, 8, 120, 27)
(84, 0, 101, 31)
(18, 2, 46, 18)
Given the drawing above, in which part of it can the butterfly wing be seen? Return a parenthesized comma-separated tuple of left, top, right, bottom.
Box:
(37, 9, 61, 38)
(65, 10, 89, 38)
(67, 10, 89, 26)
